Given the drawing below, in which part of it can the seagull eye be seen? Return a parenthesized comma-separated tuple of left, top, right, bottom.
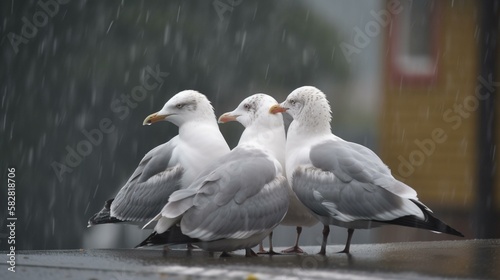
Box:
(290, 99, 296, 106)
(244, 104, 251, 110)
(176, 104, 184, 109)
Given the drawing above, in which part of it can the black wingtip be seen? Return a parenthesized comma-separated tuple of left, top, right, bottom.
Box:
(88, 199, 124, 226)
(136, 231, 158, 248)
(380, 200, 465, 238)
(440, 218, 464, 237)
(136, 226, 200, 248)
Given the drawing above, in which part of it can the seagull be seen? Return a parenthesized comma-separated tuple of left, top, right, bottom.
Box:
(221, 94, 316, 255)
(270, 86, 464, 255)
(88, 90, 230, 227)
(220, 94, 317, 255)
(138, 94, 289, 256)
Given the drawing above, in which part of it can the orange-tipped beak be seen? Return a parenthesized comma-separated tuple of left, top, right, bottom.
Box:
(143, 112, 169, 125)
(218, 112, 239, 124)
(269, 104, 287, 114)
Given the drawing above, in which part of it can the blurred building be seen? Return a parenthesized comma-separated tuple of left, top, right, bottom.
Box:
(2, 0, 497, 251)
(379, 0, 499, 240)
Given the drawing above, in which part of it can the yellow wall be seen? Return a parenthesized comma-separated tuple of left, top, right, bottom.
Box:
(380, 1, 483, 209)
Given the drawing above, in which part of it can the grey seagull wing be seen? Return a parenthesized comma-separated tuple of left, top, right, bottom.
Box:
(110, 137, 184, 222)
(164, 147, 289, 241)
(292, 139, 423, 224)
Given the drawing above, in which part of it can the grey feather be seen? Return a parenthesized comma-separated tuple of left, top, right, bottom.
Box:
(310, 140, 418, 198)
(163, 147, 289, 241)
(292, 140, 423, 225)
(110, 139, 184, 221)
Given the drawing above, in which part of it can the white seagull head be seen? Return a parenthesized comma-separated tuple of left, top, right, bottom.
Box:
(218, 93, 283, 130)
(270, 86, 332, 128)
(143, 90, 215, 127)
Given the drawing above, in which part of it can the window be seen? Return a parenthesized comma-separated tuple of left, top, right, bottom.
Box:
(389, 0, 439, 84)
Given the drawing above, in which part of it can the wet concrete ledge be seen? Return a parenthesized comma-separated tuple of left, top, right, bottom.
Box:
(2, 239, 499, 280)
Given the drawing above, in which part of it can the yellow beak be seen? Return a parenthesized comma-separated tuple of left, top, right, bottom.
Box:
(218, 112, 239, 124)
(143, 112, 169, 125)
(269, 104, 288, 114)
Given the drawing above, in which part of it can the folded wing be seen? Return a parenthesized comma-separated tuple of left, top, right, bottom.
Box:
(109, 139, 184, 222)
(162, 147, 289, 241)
(292, 139, 424, 224)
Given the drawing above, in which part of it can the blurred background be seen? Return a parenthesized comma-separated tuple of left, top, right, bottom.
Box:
(1, 0, 498, 251)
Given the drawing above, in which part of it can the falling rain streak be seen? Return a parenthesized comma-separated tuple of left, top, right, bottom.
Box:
(0, 0, 497, 254)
